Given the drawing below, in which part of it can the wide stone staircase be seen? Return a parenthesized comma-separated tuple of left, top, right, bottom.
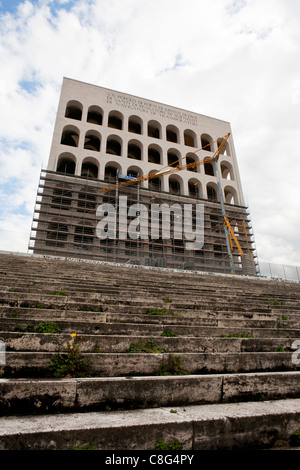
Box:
(0, 252, 300, 450)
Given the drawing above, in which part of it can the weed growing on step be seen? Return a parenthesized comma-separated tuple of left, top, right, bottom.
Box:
(126, 338, 164, 353)
(277, 345, 286, 352)
(146, 307, 166, 316)
(155, 439, 182, 450)
(277, 314, 288, 322)
(146, 306, 177, 316)
(267, 298, 285, 306)
(14, 321, 61, 333)
(74, 443, 95, 450)
(159, 354, 188, 376)
(290, 430, 300, 447)
(52, 290, 68, 296)
(14, 322, 35, 332)
(161, 330, 178, 337)
(35, 322, 61, 333)
(49, 333, 92, 378)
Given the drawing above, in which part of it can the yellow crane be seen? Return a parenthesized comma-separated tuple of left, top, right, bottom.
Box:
(99, 132, 246, 273)
(99, 133, 231, 194)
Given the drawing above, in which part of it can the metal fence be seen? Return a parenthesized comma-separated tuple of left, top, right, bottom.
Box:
(259, 261, 300, 282)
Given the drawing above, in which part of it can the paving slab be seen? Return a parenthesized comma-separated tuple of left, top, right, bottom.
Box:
(0, 399, 300, 450)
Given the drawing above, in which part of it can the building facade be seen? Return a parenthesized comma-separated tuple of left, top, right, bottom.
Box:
(29, 77, 258, 275)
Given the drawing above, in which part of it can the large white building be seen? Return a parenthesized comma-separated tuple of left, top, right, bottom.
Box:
(29, 77, 258, 275)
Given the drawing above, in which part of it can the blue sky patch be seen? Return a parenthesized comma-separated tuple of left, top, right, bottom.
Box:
(0, 0, 76, 15)
(19, 79, 41, 94)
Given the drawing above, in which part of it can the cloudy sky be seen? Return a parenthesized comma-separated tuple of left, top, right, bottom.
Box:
(0, 0, 299, 269)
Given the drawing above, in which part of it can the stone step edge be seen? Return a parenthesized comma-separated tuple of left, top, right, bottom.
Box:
(1, 398, 300, 450)
(1, 313, 299, 330)
(1, 317, 299, 338)
(0, 331, 297, 353)
(2, 351, 300, 377)
(0, 372, 300, 415)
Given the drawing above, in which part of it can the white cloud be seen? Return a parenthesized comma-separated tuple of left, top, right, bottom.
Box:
(0, 0, 300, 269)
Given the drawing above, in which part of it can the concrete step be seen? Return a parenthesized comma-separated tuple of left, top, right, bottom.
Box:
(1, 317, 299, 338)
(0, 398, 300, 450)
(1, 286, 299, 312)
(0, 297, 300, 325)
(0, 372, 300, 415)
(3, 314, 299, 331)
(0, 331, 297, 353)
(1, 252, 300, 451)
(1, 351, 299, 378)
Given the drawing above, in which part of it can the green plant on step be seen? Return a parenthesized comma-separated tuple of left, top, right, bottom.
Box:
(267, 298, 285, 306)
(74, 443, 95, 450)
(290, 430, 300, 447)
(52, 290, 68, 296)
(126, 337, 164, 353)
(146, 306, 176, 316)
(146, 307, 166, 316)
(161, 329, 177, 337)
(155, 439, 182, 450)
(14, 322, 35, 333)
(277, 314, 288, 322)
(14, 321, 61, 334)
(159, 354, 188, 376)
(49, 333, 92, 378)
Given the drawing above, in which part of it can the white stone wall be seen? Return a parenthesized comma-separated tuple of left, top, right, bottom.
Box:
(47, 77, 245, 206)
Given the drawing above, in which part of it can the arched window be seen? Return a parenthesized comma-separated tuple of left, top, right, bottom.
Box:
(56, 153, 76, 175)
(46, 221, 68, 247)
(80, 159, 99, 179)
(65, 100, 82, 120)
(168, 149, 181, 167)
(148, 145, 162, 165)
(128, 115, 142, 134)
(207, 183, 218, 201)
(77, 187, 97, 212)
(204, 158, 214, 176)
(221, 162, 234, 180)
(148, 171, 162, 192)
(224, 186, 238, 205)
(127, 166, 142, 180)
(104, 163, 122, 182)
(74, 223, 94, 250)
(166, 125, 180, 143)
(84, 131, 101, 152)
(148, 120, 161, 139)
(127, 140, 142, 160)
(60, 126, 80, 147)
(169, 175, 182, 195)
(201, 133, 213, 152)
(108, 111, 123, 130)
(87, 105, 103, 125)
(51, 185, 72, 210)
(184, 129, 197, 147)
(186, 153, 198, 172)
(217, 138, 230, 156)
(106, 135, 122, 156)
(188, 179, 201, 198)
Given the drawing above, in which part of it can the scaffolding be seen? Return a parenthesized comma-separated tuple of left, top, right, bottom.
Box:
(28, 169, 259, 276)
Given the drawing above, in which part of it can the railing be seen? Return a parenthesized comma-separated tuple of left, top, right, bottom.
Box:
(259, 261, 300, 282)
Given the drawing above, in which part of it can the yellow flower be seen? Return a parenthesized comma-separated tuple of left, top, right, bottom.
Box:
(71, 333, 77, 338)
